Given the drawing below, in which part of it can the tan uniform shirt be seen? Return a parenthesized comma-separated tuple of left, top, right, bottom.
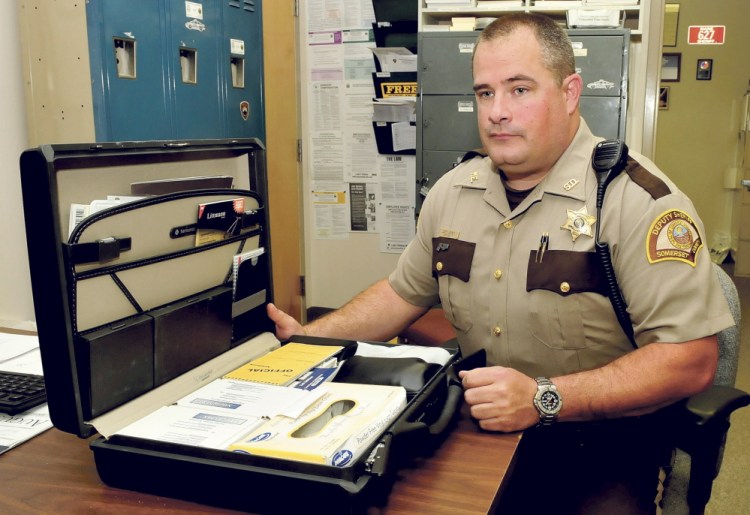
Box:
(390, 121, 733, 377)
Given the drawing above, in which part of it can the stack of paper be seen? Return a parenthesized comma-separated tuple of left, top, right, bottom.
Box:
(533, 0, 581, 6)
(585, 0, 638, 4)
(567, 8, 621, 27)
(425, 0, 477, 7)
(451, 16, 477, 31)
(476, 1, 525, 8)
(370, 47, 417, 73)
(68, 195, 145, 236)
(423, 22, 453, 32)
(115, 377, 333, 449)
(0, 330, 52, 454)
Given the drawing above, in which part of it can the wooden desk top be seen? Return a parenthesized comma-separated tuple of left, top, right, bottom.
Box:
(0, 407, 520, 514)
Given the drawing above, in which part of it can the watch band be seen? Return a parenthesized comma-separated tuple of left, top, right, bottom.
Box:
(534, 377, 561, 426)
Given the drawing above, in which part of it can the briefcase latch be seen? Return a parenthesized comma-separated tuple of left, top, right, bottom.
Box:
(364, 433, 392, 476)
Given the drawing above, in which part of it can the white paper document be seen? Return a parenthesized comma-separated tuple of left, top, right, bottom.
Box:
(177, 379, 329, 419)
(0, 404, 53, 455)
(116, 379, 330, 449)
(370, 48, 417, 72)
(0, 332, 40, 363)
(115, 404, 263, 449)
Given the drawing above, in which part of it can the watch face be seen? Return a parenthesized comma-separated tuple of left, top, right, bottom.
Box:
(539, 390, 561, 414)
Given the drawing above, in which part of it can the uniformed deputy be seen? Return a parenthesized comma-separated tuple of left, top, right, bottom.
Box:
(268, 13, 733, 514)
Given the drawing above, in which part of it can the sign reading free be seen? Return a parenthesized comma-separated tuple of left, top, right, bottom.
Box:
(687, 25, 726, 45)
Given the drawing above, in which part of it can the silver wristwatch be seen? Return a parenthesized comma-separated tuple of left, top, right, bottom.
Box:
(533, 377, 562, 426)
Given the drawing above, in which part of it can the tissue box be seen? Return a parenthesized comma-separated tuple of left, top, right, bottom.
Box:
(229, 382, 407, 467)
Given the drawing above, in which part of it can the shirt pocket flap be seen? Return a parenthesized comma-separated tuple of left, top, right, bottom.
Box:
(432, 237, 475, 282)
(526, 250, 607, 296)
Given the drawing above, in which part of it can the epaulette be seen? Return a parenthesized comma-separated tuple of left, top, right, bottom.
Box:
(459, 148, 488, 163)
(623, 156, 672, 200)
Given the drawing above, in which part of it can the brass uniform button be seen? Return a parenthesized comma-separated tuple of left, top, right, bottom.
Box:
(436, 262, 443, 271)
(503, 220, 513, 229)
(560, 282, 571, 293)
(493, 326, 502, 336)
(493, 269, 502, 280)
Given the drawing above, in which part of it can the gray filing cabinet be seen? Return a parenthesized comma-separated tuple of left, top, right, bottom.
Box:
(416, 29, 630, 207)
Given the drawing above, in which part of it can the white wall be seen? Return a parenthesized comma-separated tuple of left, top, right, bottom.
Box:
(0, 1, 34, 322)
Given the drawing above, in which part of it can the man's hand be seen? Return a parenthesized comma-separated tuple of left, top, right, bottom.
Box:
(459, 366, 539, 433)
(266, 303, 305, 340)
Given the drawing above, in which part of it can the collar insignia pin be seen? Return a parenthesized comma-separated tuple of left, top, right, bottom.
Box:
(470, 171, 478, 183)
(563, 178, 580, 191)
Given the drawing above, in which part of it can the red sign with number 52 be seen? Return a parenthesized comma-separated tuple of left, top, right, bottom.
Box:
(688, 25, 726, 45)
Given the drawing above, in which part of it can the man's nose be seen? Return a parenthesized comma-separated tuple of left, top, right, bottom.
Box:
(487, 96, 510, 124)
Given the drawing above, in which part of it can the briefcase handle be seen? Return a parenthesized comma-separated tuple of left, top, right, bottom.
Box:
(363, 350, 486, 477)
(392, 349, 484, 437)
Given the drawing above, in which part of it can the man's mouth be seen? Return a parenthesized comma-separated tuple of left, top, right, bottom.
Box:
(488, 131, 519, 140)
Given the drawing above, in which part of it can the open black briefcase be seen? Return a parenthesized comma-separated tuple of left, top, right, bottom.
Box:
(19, 139, 468, 513)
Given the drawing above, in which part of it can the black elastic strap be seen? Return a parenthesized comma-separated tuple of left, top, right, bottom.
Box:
(68, 237, 132, 265)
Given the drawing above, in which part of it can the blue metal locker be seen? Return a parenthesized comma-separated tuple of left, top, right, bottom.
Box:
(222, 0, 265, 142)
(87, 0, 173, 141)
(86, 0, 265, 142)
(166, 0, 225, 139)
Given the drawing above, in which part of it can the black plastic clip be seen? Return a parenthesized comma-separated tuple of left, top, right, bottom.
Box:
(68, 236, 132, 265)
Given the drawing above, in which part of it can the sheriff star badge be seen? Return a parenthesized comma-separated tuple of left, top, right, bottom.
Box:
(561, 206, 596, 241)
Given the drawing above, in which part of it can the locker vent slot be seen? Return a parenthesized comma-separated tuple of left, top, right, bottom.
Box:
(231, 57, 245, 88)
(113, 38, 136, 79)
(228, 0, 256, 12)
(179, 48, 198, 84)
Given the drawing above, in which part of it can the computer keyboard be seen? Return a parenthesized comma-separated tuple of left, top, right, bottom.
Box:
(0, 371, 47, 415)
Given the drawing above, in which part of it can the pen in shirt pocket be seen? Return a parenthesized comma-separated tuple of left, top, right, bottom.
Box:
(536, 232, 549, 263)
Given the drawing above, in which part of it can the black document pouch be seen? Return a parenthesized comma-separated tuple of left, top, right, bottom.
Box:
(67, 190, 265, 418)
(20, 140, 464, 514)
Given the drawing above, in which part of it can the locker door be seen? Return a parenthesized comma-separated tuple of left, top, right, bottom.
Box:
(87, 0, 172, 141)
(569, 29, 629, 140)
(166, 0, 225, 139)
(421, 95, 481, 151)
(419, 32, 476, 95)
(569, 32, 627, 98)
(580, 96, 623, 140)
(222, 0, 266, 141)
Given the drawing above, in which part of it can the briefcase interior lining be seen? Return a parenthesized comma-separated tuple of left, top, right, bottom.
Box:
(67, 190, 263, 332)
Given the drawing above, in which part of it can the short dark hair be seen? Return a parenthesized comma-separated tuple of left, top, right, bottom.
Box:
(475, 13, 576, 86)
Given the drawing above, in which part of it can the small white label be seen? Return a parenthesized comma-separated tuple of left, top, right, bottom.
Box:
(573, 48, 588, 57)
(231, 39, 245, 55)
(458, 42, 475, 54)
(457, 101, 474, 113)
(185, 1, 203, 20)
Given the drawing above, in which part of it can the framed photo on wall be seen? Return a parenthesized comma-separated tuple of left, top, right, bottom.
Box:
(659, 86, 670, 110)
(696, 58, 713, 80)
(661, 53, 681, 82)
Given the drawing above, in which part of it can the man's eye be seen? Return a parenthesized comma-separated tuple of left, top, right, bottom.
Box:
(477, 90, 493, 99)
(514, 87, 529, 95)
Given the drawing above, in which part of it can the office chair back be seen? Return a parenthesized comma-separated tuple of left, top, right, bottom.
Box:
(661, 263, 749, 514)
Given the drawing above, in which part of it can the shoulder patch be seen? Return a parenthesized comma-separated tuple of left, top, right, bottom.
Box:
(646, 209, 703, 266)
(625, 157, 672, 199)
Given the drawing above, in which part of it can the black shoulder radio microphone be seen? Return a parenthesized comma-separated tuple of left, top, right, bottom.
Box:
(591, 139, 637, 348)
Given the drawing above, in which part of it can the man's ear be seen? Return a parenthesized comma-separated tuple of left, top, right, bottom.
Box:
(563, 74, 583, 114)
